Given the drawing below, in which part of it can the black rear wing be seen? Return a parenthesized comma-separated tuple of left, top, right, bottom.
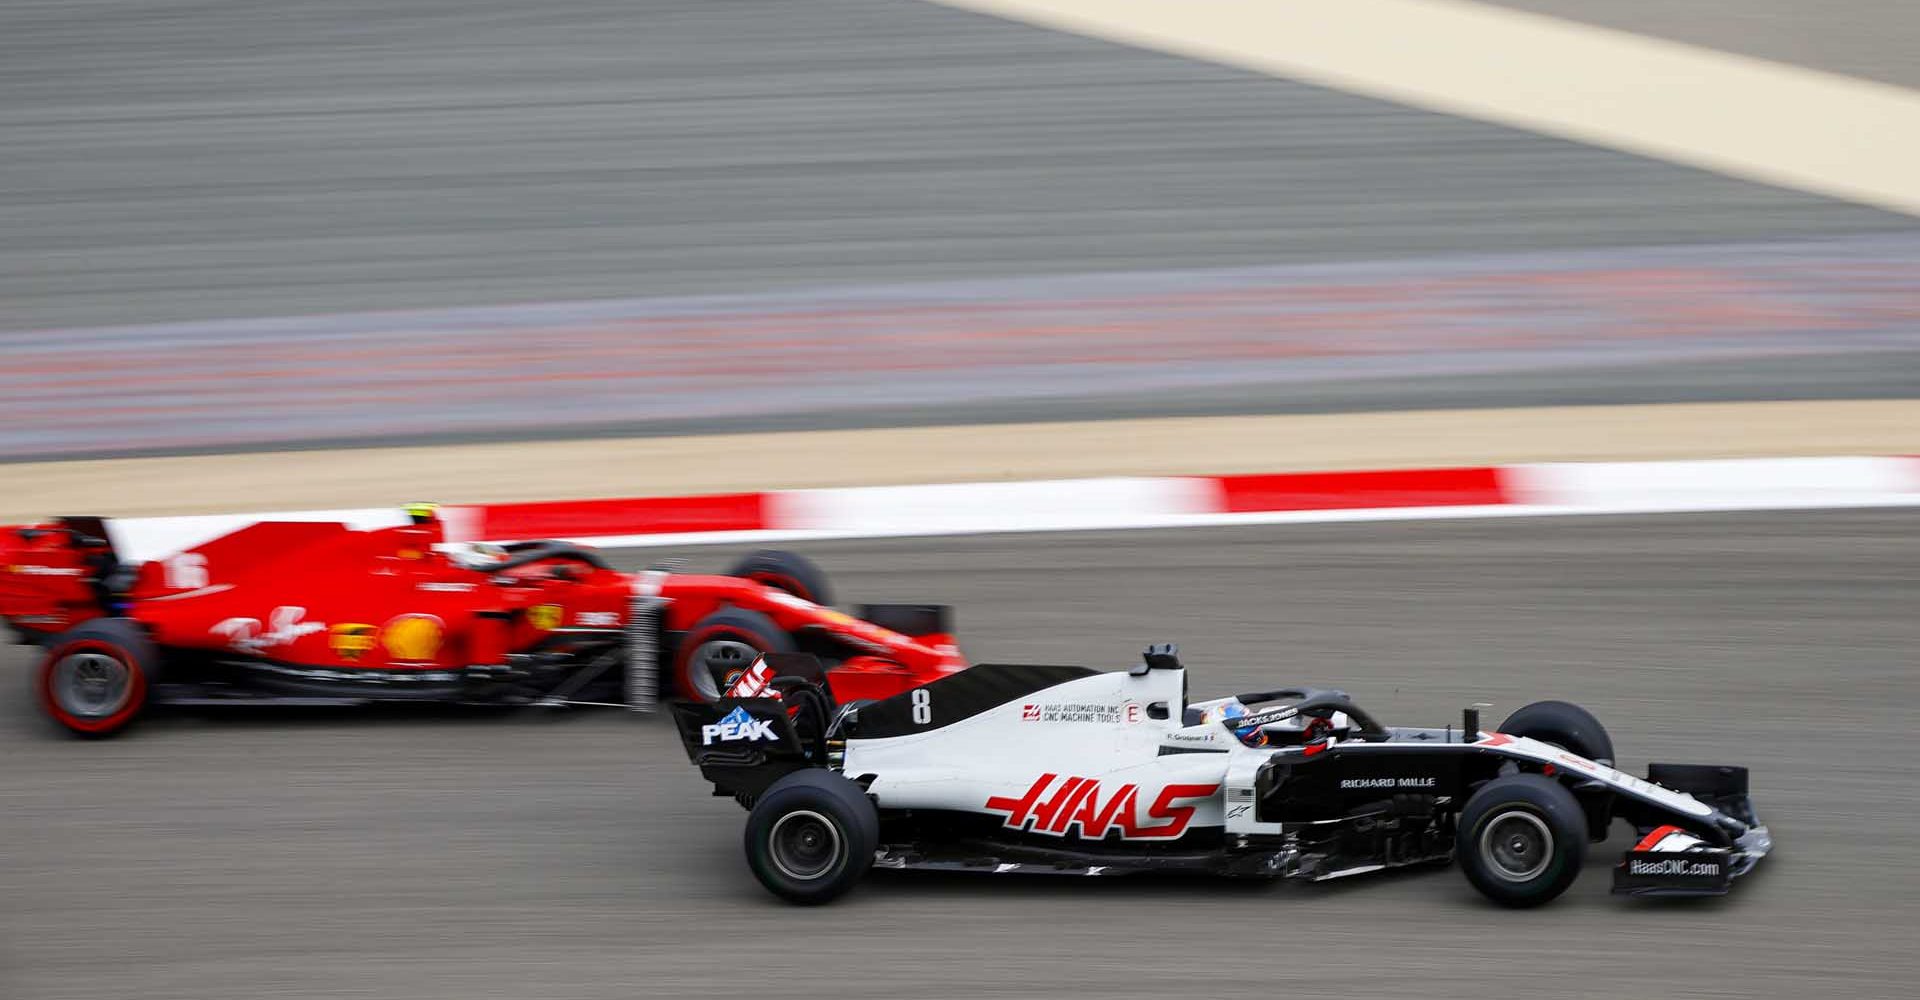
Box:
(54, 516, 117, 556)
(670, 697, 819, 802)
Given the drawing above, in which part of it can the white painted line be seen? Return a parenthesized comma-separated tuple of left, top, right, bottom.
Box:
(930, 0, 1920, 216)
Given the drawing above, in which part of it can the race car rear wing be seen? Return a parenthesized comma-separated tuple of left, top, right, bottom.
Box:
(1, 517, 124, 639)
(670, 652, 842, 801)
(670, 697, 817, 802)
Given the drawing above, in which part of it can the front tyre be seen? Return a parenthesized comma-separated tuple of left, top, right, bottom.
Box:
(37, 618, 158, 738)
(726, 550, 833, 606)
(1456, 774, 1587, 908)
(675, 607, 796, 701)
(743, 770, 878, 905)
(1499, 700, 1614, 766)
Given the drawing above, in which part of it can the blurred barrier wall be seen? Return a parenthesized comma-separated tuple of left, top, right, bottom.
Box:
(96, 456, 1920, 562)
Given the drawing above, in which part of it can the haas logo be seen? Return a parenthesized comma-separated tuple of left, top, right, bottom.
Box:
(985, 774, 1219, 841)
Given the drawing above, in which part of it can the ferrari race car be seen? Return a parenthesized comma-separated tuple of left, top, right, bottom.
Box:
(673, 645, 1771, 907)
(1, 512, 965, 736)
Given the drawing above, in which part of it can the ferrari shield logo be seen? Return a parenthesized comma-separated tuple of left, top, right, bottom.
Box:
(330, 623, 377, 661)
(527, 604, 563, 631)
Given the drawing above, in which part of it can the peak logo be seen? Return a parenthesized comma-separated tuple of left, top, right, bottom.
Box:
(984, 774, 1219, 841)
(701, 706, 777, 745)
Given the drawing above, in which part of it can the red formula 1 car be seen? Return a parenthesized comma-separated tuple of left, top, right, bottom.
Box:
(0, 511, 966, 736)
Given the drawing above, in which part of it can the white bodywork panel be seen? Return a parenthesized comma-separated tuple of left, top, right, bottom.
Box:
(846, 668, 1240, 839)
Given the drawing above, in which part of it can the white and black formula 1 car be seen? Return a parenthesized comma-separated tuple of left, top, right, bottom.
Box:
(671, 646, 1771, 907)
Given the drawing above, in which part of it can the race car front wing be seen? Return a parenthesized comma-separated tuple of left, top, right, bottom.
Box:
(1612, 762, 1771, 896)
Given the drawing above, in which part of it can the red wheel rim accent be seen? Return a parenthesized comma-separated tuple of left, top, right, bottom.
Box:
(39, 639, 147, 734)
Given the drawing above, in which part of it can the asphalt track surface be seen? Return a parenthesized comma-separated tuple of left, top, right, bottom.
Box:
(3, 509, 1916, 999)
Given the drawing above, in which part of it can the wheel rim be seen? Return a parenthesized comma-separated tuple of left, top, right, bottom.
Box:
(52, 652, 133, 719)
(1479, 810, 1553, 882)
(768, 810, 842, 881)
(688, 637, 762, 700)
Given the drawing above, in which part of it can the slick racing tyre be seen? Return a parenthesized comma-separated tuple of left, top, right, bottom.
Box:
(37, 618, 159, 738)
(1456, 774, 1587, 908)
(744, 770, 879, 905)
(1499, 700, 1615, 766)
(726, 549, 833, 606)
(676, 607, 795, 701)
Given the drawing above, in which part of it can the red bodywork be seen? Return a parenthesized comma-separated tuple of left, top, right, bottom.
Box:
(1, 516, 965, 708)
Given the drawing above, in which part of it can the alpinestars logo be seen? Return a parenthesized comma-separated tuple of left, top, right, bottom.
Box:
(1628, 858, 1722, 877)
(701, 707, 777, 745)
(985, 773, 1219, 841)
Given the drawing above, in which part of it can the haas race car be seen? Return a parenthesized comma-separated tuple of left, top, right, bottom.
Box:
(1, 509, 965, 736)
(674, 645, 1771, 907)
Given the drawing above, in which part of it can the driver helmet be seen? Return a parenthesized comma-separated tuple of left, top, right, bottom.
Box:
(439, 541, 509, 570)
(1203, 698, 1269, 748)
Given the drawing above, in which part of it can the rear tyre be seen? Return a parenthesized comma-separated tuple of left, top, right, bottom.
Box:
(726, 550, 833, 606)
(38, 618, 158, 738)
(1499, 700, 1615, 766)
(1456, 774, 1587, 908)
(675, 607, 795, 701)
(744, 770, 878, 905)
